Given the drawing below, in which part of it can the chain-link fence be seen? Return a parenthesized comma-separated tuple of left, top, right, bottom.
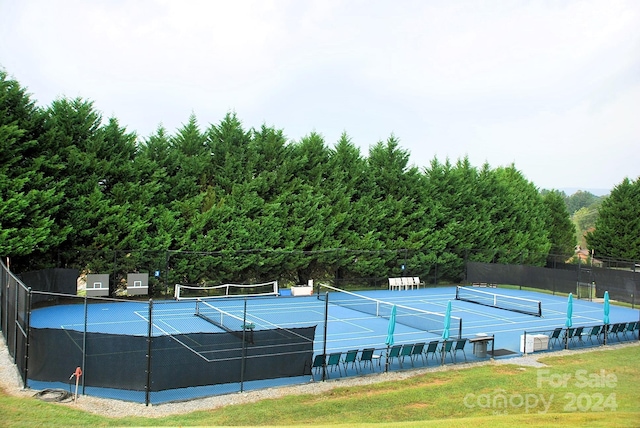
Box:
(2, 260, 317, 405)
(467, 259, 640, 308)
(27, 294, 316, 404)
(0, 261, 30, 388)
(3, 252, 639, 405)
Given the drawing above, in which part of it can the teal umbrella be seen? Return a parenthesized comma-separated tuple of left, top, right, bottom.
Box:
(385, 305, 397, 346)
(442, 301, 451, 340)
(603, 291, 610, 325)
(565, 293, 573, 328)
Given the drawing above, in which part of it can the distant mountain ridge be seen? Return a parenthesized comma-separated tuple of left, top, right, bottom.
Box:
(558, 188, 610, 196)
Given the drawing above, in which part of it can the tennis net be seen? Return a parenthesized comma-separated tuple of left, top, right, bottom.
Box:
(318, 284, 462, 338)
(195, 299, 315, 346)
(455, 286, 542, 317)
(175, 280, 279, 300)
(195, 300, 256, 342)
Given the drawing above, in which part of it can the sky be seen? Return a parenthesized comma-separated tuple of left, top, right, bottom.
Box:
(1, 0, 639, 194)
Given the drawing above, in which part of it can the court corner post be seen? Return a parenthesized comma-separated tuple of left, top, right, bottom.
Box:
(491, 334, 495, 360)
(145, 298, 153, 406)
(322, 292, 328, 381)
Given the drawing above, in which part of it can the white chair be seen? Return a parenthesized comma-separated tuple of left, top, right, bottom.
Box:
(389, 277, 402, 291)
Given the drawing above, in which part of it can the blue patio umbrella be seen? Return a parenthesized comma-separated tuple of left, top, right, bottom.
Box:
(385, 305, 397, 347)
(603, 291, 610, 325)
(565, 293, 573, 328)
(442, 300, 451, 340)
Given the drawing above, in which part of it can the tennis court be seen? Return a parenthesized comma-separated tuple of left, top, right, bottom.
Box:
(25, 284, 639, 403)
(313, 285, 638, 355)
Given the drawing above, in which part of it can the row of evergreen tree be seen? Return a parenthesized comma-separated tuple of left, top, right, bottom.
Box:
(2, 68, 629, 289)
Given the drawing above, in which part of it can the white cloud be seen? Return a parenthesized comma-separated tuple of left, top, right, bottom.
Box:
(1, 0, 638, 190)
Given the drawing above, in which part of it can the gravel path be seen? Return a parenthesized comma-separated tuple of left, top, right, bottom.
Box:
(0, 337, 636, 419)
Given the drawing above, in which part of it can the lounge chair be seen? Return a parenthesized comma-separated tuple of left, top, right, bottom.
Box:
(311, 354, 325, 380)
(424, 341, 439, 364)
(623, 321, 637, 339)
(385, 345, 402, 368)
(440, 340, 454, 364)
(607, 323, 621, 342)
(586, 325, 601, 344)
(563, 328, 575, 348)
(623, 321, 639, 340)
(614, 323, 627, 341)
(411, 342, 426, 365)
(572, 326, 584, 345)
(326, 352, 343, 377)
(399, 343, 414, 368)
(549, 327, 562, 347)
(453, 338, 468, 363)
(342, 349, 359, 373)
(601, 324, 611, 342)
(359, 348, 380, 371)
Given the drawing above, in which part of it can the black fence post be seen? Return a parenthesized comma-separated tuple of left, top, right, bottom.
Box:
(12, 281, 18, 362)
(322, 292, 329, 381)
(82, 295, 88, 394)
(113, 250, 118, 296)
(145, 299, 153, 406)
(22, 287, 32, 389)
(240, 299, 247, 392)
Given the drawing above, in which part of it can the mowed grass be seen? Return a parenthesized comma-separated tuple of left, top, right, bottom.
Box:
(0, 344, 638, 427)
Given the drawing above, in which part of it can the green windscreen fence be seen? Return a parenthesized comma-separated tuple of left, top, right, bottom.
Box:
(467, 261, 639, 307)
(27, 326, 316, 391)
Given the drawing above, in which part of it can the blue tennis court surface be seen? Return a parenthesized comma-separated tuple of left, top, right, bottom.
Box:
(30, 286, 638, 354)
(28, 286, 639, 402)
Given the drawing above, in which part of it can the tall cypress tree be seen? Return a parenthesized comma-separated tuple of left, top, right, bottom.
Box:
(489, 165, 550, 264)
(206, 112, 253, 194)
(0, 70, 65, 263)
(168, 114, 208, 202)
(366, 135, 424, 277)
(542, 190, 576, 259)
(586, 177, 640, 260)
(281, 132, 333, 283)
(41, 97, 108, 268)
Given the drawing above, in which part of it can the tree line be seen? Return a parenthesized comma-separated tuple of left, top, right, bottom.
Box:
(1, 69, 636, 291)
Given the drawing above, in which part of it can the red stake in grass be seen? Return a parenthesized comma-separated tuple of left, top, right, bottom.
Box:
(72, 367, 82, 403)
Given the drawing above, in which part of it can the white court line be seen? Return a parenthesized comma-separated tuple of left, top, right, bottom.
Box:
(198, 305, 323, 331)
(235, 312, 323, 344)
(60, 319, 149, 329)
(243, 308, 327, 329)
(154, 318, 185, 334)
(541, 306, 604, 323)
(445, 304, 520, 324)
(134, 310, 215, 362)
(541, 307, 567, 317)
(569, 315, 603, 324)
(324, 313, 377, 335)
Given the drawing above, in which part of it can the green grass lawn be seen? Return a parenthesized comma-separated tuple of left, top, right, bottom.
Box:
(1, 344, 638, 427)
